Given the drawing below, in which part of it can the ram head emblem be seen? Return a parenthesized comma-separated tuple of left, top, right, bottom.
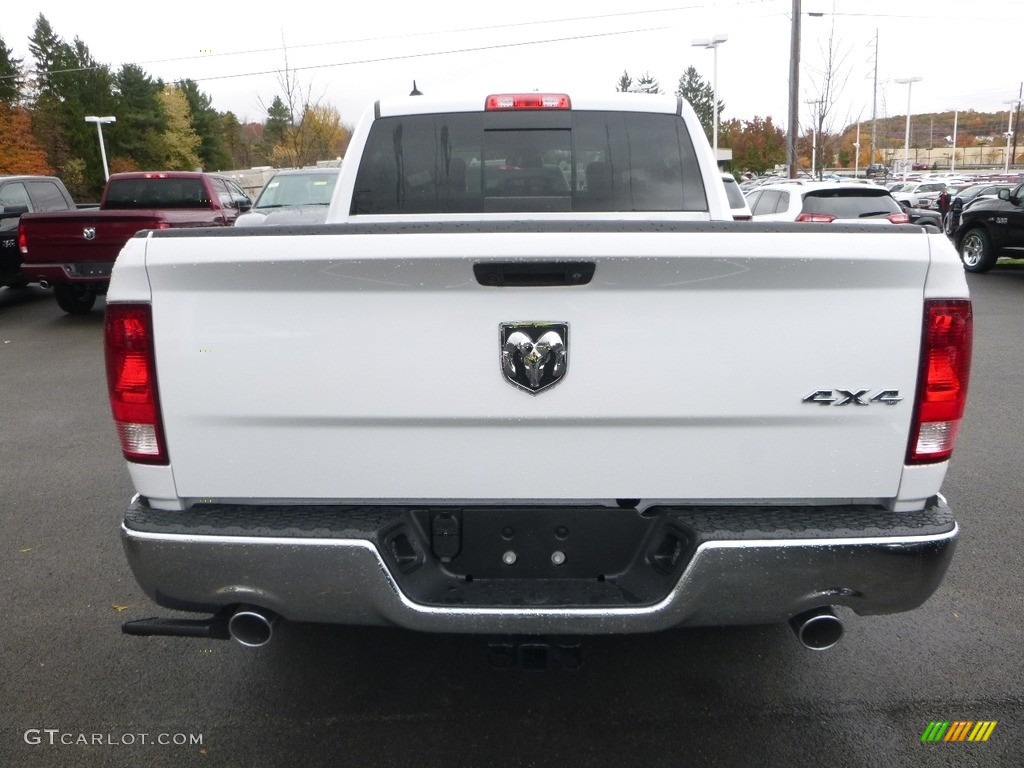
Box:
(499, 323, 568, 394)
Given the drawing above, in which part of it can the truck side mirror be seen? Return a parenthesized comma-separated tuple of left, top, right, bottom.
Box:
(0, 205, 30, 219)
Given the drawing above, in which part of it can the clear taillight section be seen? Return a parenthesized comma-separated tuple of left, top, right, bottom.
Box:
(104, 304, 168, 464)
(907, 300, 973, 464)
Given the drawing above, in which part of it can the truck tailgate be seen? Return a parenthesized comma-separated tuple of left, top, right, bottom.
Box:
(137, 224, 930, 504)
(22, 210, 165, 264)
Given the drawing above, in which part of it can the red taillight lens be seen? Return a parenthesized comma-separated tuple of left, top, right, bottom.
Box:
(887, 212, 911, 224)
(104, 304, 168, 464)
(907, 300, 972, 464)
(795, 213, 836, 223)
(485, 93, 571, 110)
(18, 224, 27, 254)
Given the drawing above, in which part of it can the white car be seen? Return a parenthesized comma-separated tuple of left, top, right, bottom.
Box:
(234, 168, 341, 227)
(888, 180, 947, 209)
(746, 181, 910, 224)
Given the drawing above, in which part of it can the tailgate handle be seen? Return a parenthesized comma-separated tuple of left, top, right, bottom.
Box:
(473, 261, 595, 287)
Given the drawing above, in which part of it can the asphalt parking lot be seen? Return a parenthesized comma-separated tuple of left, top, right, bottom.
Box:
(2, 268, 1023, 767)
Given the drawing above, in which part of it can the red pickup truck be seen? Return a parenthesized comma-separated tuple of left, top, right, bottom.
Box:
(19, 171, 251, 313)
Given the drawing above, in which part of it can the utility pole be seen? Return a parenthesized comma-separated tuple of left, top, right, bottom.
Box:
(787, 0, 801, 178)
(1013, 82, 1023, 171)
(870, 29, 878, 166)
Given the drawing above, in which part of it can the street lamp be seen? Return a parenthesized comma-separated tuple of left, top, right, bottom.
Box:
(894, 77, 922, 181)
(691, 33, 728, 160)
(1003, 99, 1020, 174)
(853, 120, 861, 178)
(946, 109, 959, 173)
(84, 115, 116, 182)
(806, 99, 821, 178)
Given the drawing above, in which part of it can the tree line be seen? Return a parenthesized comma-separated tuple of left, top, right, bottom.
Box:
(618, 68, 1021, 175)
(0, 14, 352, 199)
(617, 68, 787, 175)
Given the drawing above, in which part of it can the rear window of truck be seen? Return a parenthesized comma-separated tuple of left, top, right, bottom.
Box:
(351, 111, 708, 214)
(104, 178, 212, 209)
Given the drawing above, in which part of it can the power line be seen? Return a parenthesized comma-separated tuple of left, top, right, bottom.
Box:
(2, 23, 678, 85)
(4, 0, 783, 83)
(189, 26, 675, 83)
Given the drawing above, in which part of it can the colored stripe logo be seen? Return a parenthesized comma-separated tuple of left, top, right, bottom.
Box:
(921, 721, 997, 742)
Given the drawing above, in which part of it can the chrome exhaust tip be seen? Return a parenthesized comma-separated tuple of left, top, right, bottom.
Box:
(227, 606, 278, 647)
(789, 607, 843, 651)
(39, 280, 50, 289)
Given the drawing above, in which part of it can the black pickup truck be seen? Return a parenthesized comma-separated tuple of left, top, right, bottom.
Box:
(956, 181, 1024, 272)
(0, 175, 78, 289)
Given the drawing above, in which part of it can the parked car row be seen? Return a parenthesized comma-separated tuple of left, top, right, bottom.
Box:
(4, 166, 1017, 315)
(0, 167, 341, 314)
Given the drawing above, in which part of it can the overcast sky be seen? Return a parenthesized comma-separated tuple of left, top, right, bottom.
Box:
(7, 1, 1024, 136)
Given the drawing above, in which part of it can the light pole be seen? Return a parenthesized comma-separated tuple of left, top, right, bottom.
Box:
(806, 99, 821, 178)
(691, 33, 728, 161)
(84, 115, 116, 181)
(894, 77, 922, 181)
(787, 0, 801, 178)
(854, 120, 861, 178)
(946, 109, 959, 173)
(1003, 99, 1020, 173)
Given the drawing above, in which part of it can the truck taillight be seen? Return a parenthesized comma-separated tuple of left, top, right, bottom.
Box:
(887, 212, 911, 224)
(104, 304, 168, 465)
(18, 224, 27, 254)
(794, 213, 835, 223)
(908, 300, 972, 464)
(485, 93, 571, 110)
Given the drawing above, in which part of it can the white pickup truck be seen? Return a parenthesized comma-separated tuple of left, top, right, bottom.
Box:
(106, 92, 972, 652)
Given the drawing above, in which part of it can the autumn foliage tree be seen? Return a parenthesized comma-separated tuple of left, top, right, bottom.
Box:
(159, 84, 201, 170)
(0, 104, 52, 174)
(723, 117, 787, 174)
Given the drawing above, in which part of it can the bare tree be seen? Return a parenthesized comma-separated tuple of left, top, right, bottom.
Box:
(805, 17, 852, 178)
(260, 38, 346, 167)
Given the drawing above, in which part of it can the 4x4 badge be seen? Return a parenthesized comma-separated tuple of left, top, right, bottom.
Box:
(500, 322, 568, 395)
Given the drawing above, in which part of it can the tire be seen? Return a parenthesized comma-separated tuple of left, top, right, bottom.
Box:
(959, 228, 998, 273)
(53, 284, 97, 314)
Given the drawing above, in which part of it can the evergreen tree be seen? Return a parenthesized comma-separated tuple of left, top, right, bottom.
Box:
(0, 34, 24, 104)
(112, 64, 166, 170)
(178, 79, 231, 171)
(635, 72, 661, 94)
(616, 71, 633, 93)
(676, 66, 723, 143)
(27, 14, 61, 99)
(261, 95, 291, 163)
(54, 38, 116, 190)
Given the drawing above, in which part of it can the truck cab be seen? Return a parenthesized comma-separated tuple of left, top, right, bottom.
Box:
(0, 175, 76, 288)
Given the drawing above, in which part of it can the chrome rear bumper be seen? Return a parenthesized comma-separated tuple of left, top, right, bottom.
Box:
(121, 497, 957, 635)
